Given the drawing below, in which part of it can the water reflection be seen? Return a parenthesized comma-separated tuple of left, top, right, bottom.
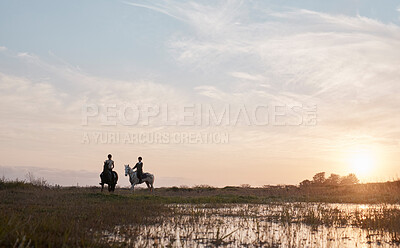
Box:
(105, 203, 400, 247)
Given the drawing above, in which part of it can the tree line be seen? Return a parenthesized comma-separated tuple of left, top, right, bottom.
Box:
(300, 172, 359, 187)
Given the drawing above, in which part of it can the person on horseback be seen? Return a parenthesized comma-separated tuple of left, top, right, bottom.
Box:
(103, 154, 114, 182)
(133, 156, 143, 183)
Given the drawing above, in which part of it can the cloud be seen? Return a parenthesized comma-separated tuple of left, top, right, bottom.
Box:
(194, 85, 226, 100)
(0, 72, 65, 115)
(0, 49, 196, 174)
(17, 52, 35, 58)
(123, 1, 185, 21)
(230, 72, 265, 81)
(129, 1, 400, 152)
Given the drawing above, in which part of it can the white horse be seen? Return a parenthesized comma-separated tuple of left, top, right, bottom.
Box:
(124, 164, 155, 192)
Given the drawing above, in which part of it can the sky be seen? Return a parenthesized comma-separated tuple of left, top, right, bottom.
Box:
(0, 0, 399, 187)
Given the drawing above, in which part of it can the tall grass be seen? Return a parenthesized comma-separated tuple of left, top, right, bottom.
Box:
(2, 178, 400, 246)
(0, 180, 169, 247)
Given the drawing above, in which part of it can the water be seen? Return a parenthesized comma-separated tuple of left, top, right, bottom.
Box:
(104, 203, 400, 247)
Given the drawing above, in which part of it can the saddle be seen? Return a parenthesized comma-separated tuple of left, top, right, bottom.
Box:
(100, 171, 116, 183)
(141, 173, 149, 179)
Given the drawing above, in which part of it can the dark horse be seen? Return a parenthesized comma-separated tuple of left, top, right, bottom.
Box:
(100, 171, 118, 192)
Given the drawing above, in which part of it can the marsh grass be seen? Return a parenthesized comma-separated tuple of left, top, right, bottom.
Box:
(0, 180, 170, 247)
(167, 203, 400, 246)
(2, 178, 400, 247)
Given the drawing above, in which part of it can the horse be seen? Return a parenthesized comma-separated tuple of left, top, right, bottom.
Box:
(124, 164, 154, 192)
(100, 171, 118, 192)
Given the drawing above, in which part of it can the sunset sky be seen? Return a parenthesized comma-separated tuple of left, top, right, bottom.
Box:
(0, 0, 399, 187)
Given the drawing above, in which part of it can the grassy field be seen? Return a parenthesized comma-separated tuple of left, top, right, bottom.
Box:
(0, 182, 171, 247)
(136, 180, 400, 204)
(2, 179, 400, 247)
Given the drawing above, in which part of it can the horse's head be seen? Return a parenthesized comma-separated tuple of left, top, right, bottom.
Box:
(124, 164, 130, 176)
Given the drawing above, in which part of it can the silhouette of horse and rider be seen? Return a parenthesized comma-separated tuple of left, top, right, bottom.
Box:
(100, 154, 154, 192)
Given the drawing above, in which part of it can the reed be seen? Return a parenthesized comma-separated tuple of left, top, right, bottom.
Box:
(2, 178, 400, 247)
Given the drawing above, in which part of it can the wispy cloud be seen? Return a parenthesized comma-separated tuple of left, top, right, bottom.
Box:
(122, 1, 185, 21)
(230, 72, 266, 81)
(130, 1, 400, 153)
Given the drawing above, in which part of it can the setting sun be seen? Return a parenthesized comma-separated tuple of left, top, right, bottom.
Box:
(349, 150, 376, 179)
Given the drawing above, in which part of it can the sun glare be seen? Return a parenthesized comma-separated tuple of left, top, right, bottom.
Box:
(349, 150, 375, 179)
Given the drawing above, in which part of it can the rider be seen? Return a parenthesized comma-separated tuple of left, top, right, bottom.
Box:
(103, 154, 114, 182)
(133, 156, 143, 183)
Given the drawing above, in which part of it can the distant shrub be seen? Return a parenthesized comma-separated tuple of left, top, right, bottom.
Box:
(194, 184, 215, 189)
(0, 176, 36, 190)
(325, 173, 341, 185)
(25, 172, 49, 187)
(312, 172, 326, 185)
(300, 172, 359, 187)
(169, 186, 179, 192)
(340, 173, 359, 185)
(0, 178, 24, 190)
(299, 180, 312, 187)
(223, 186, 239, 190)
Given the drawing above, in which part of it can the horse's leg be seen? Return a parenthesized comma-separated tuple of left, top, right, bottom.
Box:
(130, 183, 135, 193)
(145, 181, 150, 191)
(100, 183, 104, 192)
(111, 173, 117, 192)
(111, 180, 115, 192)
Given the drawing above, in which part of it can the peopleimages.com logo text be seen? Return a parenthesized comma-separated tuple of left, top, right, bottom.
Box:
(81, 103, 317, 127)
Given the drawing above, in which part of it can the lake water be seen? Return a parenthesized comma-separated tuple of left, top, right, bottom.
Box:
(105, 203, 400, 247)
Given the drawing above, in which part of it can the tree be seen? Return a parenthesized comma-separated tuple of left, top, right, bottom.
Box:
(312, 172, 326, 185)
(340, 173, 359, 185)
(325, 173, 341, 185)
(299, 179, 312, 187)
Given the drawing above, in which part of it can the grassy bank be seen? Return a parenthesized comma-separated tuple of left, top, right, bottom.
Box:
(132, 180, 400, 204)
